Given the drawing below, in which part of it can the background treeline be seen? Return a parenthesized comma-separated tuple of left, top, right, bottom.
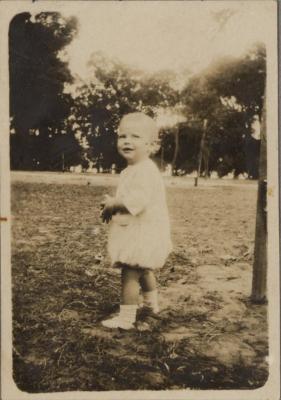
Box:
(9, 12, 265, 178)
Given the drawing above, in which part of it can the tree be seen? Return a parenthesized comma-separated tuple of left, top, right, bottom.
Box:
(72, 53, 179, 171)
(71, 55, 139, 172)
(209, 44, 265, 179)
(208, 43, 266, 118)
(9, 12, 79, 170)
(180, 43, 266, 178)
(181, 71, 223, 178)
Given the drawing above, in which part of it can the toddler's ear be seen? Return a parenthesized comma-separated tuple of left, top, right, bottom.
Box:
(150, 139, 161, 154)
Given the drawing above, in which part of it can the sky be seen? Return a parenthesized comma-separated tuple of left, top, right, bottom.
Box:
(61, 1, 274, 82)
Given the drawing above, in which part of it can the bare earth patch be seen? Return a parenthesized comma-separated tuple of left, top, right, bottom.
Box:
(11, 174, 267, 392)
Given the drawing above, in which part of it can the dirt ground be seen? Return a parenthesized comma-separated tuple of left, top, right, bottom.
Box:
(11, 172, 268, 392)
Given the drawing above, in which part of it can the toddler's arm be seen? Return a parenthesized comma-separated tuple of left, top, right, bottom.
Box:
(100, 195, 129, 223)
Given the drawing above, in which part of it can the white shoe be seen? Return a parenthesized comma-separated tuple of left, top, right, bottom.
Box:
(101, 316, 134, 330)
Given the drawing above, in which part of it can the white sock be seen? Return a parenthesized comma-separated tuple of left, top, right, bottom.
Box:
(119, 304, 138, 324)
(143, 290, 159, 313)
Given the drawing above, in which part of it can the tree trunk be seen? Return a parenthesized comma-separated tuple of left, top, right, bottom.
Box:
(251, 94, 267, 303)
(171, 126, 179, 176)
(160, 145, 164, 171)
(195, 119, 207, 186)
(202, 147, 210, 178)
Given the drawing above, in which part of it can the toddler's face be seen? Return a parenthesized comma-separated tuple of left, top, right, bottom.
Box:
(117, 119, 151, 164)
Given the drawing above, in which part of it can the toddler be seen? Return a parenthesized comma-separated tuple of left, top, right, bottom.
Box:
(101, 112, 172, 329)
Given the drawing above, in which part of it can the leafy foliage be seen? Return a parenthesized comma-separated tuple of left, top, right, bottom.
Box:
(179, 43, 265, 177)
(9, 16, 265, 178)
(72, 53, 179, 171)
(207, 43, 266, 116)
(9, 12, 80, 170)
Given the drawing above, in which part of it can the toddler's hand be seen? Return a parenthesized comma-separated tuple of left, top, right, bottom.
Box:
(100, 195, 115, 223)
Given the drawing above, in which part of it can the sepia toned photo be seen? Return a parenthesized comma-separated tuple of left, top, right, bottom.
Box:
(0, 1, 279, 399)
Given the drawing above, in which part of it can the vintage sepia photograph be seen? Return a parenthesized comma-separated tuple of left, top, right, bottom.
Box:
(0, 1, 279, 399)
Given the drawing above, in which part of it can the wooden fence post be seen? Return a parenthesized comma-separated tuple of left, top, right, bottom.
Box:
(251, 95, 267, 303)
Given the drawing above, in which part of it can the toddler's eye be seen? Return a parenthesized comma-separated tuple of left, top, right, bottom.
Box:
(132, 134, 140, 139)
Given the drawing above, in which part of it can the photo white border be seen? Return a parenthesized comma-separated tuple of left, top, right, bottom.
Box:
(0, 1, 279, 399)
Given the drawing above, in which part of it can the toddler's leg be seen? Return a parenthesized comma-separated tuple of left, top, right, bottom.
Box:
(102, 266, 140, 330)
(140, 270, 159, 313)
(121, 266, 141, 304)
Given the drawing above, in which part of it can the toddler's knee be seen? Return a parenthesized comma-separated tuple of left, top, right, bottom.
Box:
(122, 265, 141, 279)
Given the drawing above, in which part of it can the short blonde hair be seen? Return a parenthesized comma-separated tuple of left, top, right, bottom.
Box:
(118, 112, 159, 142)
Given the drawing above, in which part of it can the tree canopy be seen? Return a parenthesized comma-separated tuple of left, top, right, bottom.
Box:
(71, 52, 179, 171)
(9, 12, 79, 170)
(178, 43, 265, 177)
(9, 13, 265, 179)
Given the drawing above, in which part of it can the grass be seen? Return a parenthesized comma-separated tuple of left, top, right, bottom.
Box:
(11, 180, 268, 392)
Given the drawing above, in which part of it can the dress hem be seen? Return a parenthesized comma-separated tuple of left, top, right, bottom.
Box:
(113, 261, 156, 271)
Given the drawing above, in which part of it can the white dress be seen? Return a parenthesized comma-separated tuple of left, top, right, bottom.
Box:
(108, 158, 172, 270)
